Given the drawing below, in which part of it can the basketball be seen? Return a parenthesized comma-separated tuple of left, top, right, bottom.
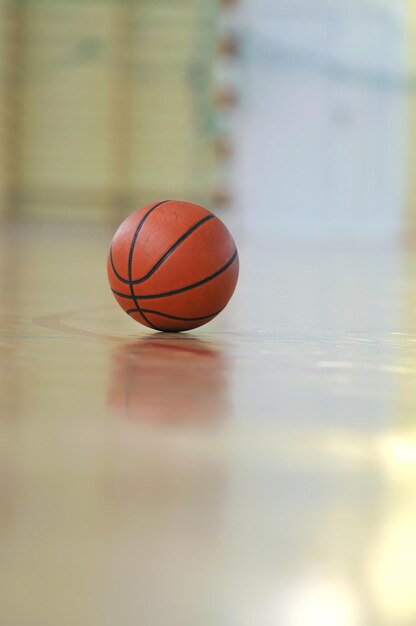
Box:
(107, 200, 239, 332)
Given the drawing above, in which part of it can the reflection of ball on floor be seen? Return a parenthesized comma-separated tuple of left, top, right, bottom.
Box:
(107, 200, 239, 332)
(108, 337, 228, 423)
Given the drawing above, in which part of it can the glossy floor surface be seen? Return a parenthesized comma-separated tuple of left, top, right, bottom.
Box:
(1, 220, 416, 626)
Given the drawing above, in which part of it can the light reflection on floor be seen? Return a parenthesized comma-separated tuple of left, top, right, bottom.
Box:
(1, 221, 416, 626)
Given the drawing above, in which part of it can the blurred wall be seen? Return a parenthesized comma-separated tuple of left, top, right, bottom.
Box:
(232, 0, 411, 243)
(0, 0, 221, 222)
(406, 0, 416, 241)
(2, 0, 416, 242)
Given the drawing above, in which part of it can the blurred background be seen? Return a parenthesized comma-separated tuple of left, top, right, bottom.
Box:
(1, 0, 415, 243)
(2, 2, 416, 626)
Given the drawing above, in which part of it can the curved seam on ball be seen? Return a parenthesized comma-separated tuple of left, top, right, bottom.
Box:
(111, 249, 238, 301)
(126, 307, 226, 322)
(109, 213, 215, 285)
(127, 200, 171, 330)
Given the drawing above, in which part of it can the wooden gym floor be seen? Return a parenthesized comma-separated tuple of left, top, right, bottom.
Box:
(1, 219, 416, 626)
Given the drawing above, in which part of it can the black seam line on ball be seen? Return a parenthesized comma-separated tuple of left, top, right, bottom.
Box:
(127, 200, 171, 330)
(109, 213, 215, 285)
(126, 307, 225, 321)
(111, 248, 238, 301)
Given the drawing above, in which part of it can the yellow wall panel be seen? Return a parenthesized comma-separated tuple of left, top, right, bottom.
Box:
(1, 0, 219, 222)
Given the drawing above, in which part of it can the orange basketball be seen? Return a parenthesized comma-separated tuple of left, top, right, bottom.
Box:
(107, 200, 239, 332)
